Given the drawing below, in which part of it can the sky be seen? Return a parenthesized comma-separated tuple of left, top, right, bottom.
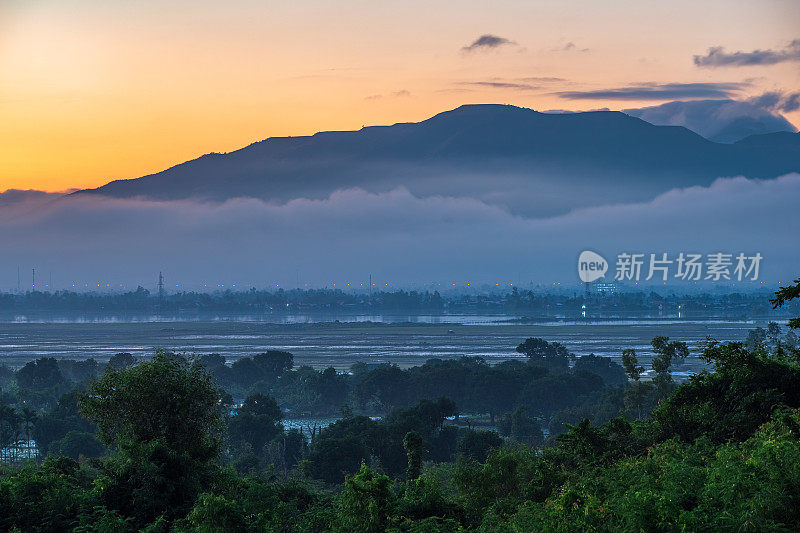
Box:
(1, 0, 799, 192)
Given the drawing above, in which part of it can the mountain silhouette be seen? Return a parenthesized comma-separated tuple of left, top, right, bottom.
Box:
(77, 104, 800, 216)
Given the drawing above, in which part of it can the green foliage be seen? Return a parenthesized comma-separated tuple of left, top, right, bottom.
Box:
(305, 433, 370, 484)
(456, 430, 503, 463)
(573, 354, 628, 386)
(394, 474, 462, 528)
(621, 348, 643, 381)
(650, 336, 687, 393)
(79, 351, 224, 526)
(107, 352, 136, 371)
(2, 296, 800, 532)
(404, 430, 424, 480)
(497, 406, 543, 446)
(33, 390, 97, 456)
(662, 341, 800, 444)
(353, 364, 410, 412)
(306, 398, 459, 482)
(264, 428, 307, 477)
(203, 350, 294, 396)
(272, 365, 348, 415)
(516, 337, 571, 373)
(622, 380, 655, 420)
(80, 350, 222, 461)
(506, 409, 800, 531)
(184, 493, 248, 533)
(337, 462, 395, 533)
(0, 403, 21, 462)
(48, 430, 105, 459)
(453, 445, 558, 524)
(16, 357, 66, 391)
(15, 357, 70, 408)
(227, 393, 283, 456)
(0, 456, 97, 532)
(518, 369, 605, 418)
(58, 359, 101, 385)
(772, 277, 800, 330)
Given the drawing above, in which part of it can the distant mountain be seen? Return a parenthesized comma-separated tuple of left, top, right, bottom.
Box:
(77, 104, 800, 217)
(0, 189, 64, 207)
(734, 130, 800, 149)
(0, 189, 68, 216)
(624, 99, 797, 143)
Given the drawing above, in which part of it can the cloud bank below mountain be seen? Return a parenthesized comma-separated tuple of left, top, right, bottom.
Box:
(1, 174, 797, 291)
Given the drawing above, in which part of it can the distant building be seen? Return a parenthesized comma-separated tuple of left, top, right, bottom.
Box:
(594, 282, 618, 296)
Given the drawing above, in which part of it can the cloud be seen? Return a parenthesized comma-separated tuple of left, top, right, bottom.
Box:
(555, 82, 747, 101)
(365, 90, 411, 101)
(455, 76, 563, 91)
(518, 77, 566, 83)
(544, 108, 610, 114)
(747, 90, 800, 113)
(461, 34, 515, 52)
(694, 40, 800, 67)
(552, 42, 589, 52)
(624, 98, 797, 143)
(0, 176, 797, 289)
(784, 93, 800, 113)
(458, 81, 540, 91)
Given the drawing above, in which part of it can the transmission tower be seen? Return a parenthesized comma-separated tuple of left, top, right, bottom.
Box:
(158, 271, 165, 301)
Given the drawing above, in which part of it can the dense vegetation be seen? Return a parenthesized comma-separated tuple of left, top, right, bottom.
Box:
(0, 279, 798, 531)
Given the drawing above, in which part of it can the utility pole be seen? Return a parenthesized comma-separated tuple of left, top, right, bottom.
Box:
(32, 268, 35, 291)
(369, 273, 372, 306)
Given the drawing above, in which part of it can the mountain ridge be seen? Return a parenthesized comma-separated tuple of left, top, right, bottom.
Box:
(75, 104, 800, 217)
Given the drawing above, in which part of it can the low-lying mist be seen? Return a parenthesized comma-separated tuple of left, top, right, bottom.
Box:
(0, 174, 797, 291)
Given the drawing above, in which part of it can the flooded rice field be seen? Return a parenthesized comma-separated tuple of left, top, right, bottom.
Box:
(0, 315, 759, 370)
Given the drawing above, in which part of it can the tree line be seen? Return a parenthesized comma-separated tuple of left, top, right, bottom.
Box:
(1, 285, 794, 319)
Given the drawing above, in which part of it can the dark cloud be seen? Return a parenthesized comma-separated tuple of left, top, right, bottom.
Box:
(694, 40, 800, 67)
(555, 82, 747, 101)
(462, 34, 515, 52)
(748, 90, 800, 113)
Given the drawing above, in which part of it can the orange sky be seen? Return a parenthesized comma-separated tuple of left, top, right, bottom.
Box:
(1, 0, 798, 192)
